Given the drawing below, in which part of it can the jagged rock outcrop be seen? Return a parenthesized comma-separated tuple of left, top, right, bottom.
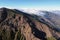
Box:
(0, 8, 60, 40)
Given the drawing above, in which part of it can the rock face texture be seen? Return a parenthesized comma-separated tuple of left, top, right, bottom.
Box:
(0, 8, 60, 40)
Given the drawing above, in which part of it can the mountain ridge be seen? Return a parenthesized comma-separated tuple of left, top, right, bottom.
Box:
(0, 8, 60, 40)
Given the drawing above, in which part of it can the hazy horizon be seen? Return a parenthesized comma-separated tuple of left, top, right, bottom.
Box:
(0, 0, 60, 10)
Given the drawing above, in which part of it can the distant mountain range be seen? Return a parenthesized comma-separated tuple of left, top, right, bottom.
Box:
(38, 11, 60, 30)
(22, 9, 60, 31)
(0, 7, 60, 40)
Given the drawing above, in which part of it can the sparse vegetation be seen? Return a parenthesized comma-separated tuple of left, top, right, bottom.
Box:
(47, 37, 56, 40)
(7, 10, 15, 18)
(0, 26, 25, 40)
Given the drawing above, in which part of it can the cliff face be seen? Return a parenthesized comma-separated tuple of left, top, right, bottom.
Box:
(0, 8, 60, 40)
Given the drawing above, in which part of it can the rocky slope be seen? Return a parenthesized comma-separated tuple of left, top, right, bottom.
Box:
(0, 8, 60, 40)
(37, 11, 60, 31)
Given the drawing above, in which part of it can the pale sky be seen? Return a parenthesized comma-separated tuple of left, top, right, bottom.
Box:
(0, 0, 60, 10)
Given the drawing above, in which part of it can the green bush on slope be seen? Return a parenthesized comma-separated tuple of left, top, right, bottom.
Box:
(47, 37, 56, 40)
